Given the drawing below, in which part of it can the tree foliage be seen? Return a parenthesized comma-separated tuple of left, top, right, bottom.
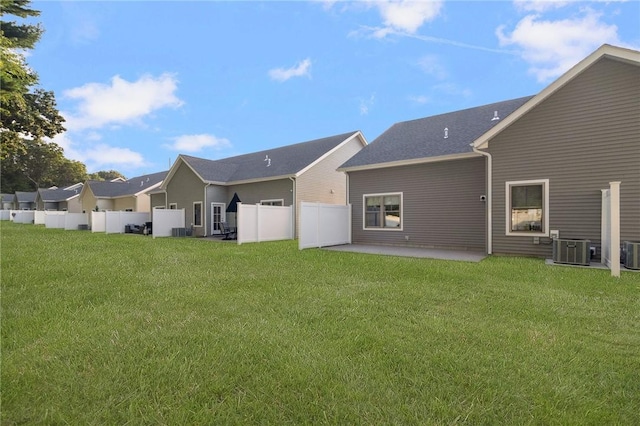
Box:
(1, 0, 71, 192)
(87, 170, 127, 181)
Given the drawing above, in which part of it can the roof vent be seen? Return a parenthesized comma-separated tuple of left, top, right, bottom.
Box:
(264, 155, 271, 167)
(444, 128, 449, 139)
(140, 181, 144, 187)
(491, 111, 500, 121)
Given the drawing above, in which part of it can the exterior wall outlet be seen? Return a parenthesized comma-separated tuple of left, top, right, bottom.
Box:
(550, 230, 560, 239)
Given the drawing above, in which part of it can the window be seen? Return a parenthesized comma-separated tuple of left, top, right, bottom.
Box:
(506, 179, 549, 236)
(261, 199, 284, 206)
(193, 202, 202, 227)
(363, 193, 402, 230)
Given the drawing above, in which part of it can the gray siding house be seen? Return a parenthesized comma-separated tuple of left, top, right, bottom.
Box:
(13, 191, 37, 210)
(78, 171, 167, 214)
(340, 44, 639, 259)
(35, 184, 84, 212)
(340, 98, 531, 251)
(153, 131, 367, 237)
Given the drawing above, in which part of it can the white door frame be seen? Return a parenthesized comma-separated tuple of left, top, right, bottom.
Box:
(210, 202, 226, 235)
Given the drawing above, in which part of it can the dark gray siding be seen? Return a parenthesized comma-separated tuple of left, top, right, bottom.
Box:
(349, 157, 486, 251)
(488, 58, 640, 258)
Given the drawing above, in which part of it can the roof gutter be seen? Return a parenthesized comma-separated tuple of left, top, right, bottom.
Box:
(472, 145, 492, 254)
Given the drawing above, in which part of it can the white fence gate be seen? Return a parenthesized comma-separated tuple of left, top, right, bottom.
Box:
(601, 181, 621, 277)
(236, 203, 293, 244)
(45, 211, 66, 229)
(105, 211, 150, 234)
(152, 208, 186, 238)
(299, 202, 351, 250)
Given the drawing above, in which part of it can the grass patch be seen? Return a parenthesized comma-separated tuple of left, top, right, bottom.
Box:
(2, 221, 639, 424)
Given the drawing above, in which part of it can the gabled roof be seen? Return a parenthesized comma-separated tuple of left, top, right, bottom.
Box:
(15, 191, 37, 203)
(166, 131, 364, 186)
(474, 44, 640, 149)
(339, 97, 532, 171)
(37, 186, 83, 202)
(1, 194, 13, 203)
(83, 171, 168, 199)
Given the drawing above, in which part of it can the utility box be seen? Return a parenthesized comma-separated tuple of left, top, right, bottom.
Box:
(172, 227, 186, 237)
(623, 241, 640, 270)
(553, 238, 591, 266)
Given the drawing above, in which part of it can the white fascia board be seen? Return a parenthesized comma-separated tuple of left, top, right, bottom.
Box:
(134, 181, 163, 197)
(296, 131, 368, 178)
(474, 44, 640, 150)
(338, 151, 481, 173)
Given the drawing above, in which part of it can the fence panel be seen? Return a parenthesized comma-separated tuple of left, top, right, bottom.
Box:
(45, 211, 66, 229)
(152, 208, 186, 238)
(91, 212, 106, 233)
(13, 210, 35, 224)
(105, 211, 150, 234)
(237, 203, 293, 244)
(34, 211, 46, 225)
(0, 210, 10, 221)
(65, 213, 89, 230)
(299, 202, 351, 250)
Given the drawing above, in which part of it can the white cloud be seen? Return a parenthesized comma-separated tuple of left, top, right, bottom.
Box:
(374, 0, 443, 34)
(49, 132, 146, 172)
(63, 73, 184, 130)
(417, 55, 447, 80)
(513, 0, 570, 13)
(432, 83, 472, 98)
(408, 94, 430, 104)
(497, 10, 622, 82)
(269, 58, 312, 82)
(164, 134, 232, 153)
(359, 93, 376, 115)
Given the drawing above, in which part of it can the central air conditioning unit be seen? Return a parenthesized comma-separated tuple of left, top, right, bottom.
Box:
(622, 241, 640, 270)
(552, 238, 591, 266)
(172, 227, 186, 237)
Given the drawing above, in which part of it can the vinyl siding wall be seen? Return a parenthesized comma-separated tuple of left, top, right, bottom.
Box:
(487, 58, 640, 258)
(348, 157, 487, 251)
(166, 161, 207, 237)
(296, 136, 365, 236)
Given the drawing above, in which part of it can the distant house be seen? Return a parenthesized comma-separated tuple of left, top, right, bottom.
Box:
(1, 194, 14, 210)
(13, 191, 37, 210)
(79, 171, 168, 214)
(339, 44, 639, 259)
(35, 184, 84, 212)
(152, 131, 367, 237)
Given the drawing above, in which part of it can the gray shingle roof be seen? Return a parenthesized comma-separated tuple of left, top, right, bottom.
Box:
(181, 131, 360, 183)
(38, 186, 83, 202)
(340, 97, 533, 169)
(15, 191, 37, 203)
(87, 171, 168, 198)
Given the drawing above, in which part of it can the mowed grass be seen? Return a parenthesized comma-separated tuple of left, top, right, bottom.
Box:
(1, 221, 639, 425)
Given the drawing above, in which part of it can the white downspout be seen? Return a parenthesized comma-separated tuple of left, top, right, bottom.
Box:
(289, 176, 296, 238)
(204, 184, 210, 236)
(472, 146, 492, 254)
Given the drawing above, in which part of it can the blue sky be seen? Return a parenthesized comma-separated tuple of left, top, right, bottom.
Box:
(25, 0, 640, 178)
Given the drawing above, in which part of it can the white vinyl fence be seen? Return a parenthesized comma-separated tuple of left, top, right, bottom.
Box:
(13, 210, 35, 224)
(237, 203, 293, 244)
(1, 210, 11, 220)
(105, 211, 150, 234)
(299, 202, 351, 250)
(34, 211, 46, 225)
(601, 181, 621, 277)
(45, 211, 67, 228)
(152, 208, 186, 238)
(91, 212, 106, 233)
(64, 213, 89, 230)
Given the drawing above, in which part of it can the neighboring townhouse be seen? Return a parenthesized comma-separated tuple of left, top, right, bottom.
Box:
(35, 184, 84, 212)
(13, 191, 37, 210)
(339, 97, 531, 252)
(1, 194, 14, 210)
(339, 44, 639, 260)
(79, 171, 168, 214)
(152, 131, 367, 237)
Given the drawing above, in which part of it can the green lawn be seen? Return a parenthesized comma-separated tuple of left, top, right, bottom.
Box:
(1, 221, 639, 425)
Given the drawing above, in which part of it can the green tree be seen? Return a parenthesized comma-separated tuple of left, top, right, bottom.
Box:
(1, 0, 67, 192)
(88, 170, 127, 181)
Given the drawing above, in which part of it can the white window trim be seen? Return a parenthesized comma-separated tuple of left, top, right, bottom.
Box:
(260, 199, 284, 206)
(505, 179, 549, 237)
(193, 201, 203, 227)
(362, 192, 403, 231)
(169, 203, 177, 209)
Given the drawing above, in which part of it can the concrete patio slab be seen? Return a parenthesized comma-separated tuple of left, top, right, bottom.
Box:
(323, 244, 486, 262)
